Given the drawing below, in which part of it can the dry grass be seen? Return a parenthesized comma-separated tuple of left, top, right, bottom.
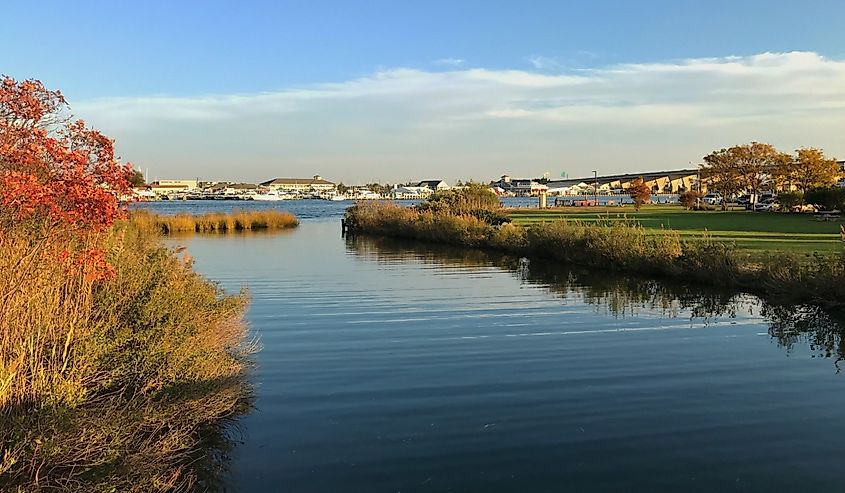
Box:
(0, 222, 256, 491)
(130, 209, 299, 234)
(346, 201, 845, 308)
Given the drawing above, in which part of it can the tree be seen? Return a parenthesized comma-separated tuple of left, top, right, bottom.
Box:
(128, 169, 146, 187)
(336, 182, 349, 194)
(365, 182, 389, 195)
(701, 142, 789, 207)
(628, 178, 651, 211)
(787, 148, 840, 193)
(0, 76, 133, 278)
(679, 190, 703, 210)
(700, 148, 743, 209)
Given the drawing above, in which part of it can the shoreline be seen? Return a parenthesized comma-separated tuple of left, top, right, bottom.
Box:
(344, 202, 844, 310)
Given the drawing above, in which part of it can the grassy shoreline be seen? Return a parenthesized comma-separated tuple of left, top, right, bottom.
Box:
(130, 209, 299, 234)
(0, 219, 261, 491)
(345, 201, 844, 309)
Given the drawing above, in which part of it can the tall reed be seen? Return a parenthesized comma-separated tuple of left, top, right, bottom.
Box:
(130, 209, 299, 234)
(0, 222, 256, 491)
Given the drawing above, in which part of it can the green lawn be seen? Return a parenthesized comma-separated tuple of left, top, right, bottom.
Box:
(508, 205, 844, 253)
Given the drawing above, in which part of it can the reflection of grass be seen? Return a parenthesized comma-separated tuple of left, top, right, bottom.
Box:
(509, 205, 843, 253)
(0, 223, 256, 490)
(130, 209, 299, 234)
(348, 233, 845, 366)
(346, 201, 845, 308)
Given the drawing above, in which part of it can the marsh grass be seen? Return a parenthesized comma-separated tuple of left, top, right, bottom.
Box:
(0, 222, 257, 491)
(346, 201, 845, 308)
(130, 209, 299, 234)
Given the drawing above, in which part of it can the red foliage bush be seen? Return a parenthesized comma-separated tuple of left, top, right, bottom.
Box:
(0, 76, 133, 232)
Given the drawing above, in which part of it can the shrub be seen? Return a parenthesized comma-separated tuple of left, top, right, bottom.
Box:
(489, 223, 528, 251)
(677, 234, 740, 283)
(470, 208, 511, 226)
(347, 197, 845, 309)
(0, 223, 255, 490)
(0, 76, 256, 490)
(679, 190, 703, 210)
(416, 183, 501, 216)
(805, 187, 845, 211)
(777, 191, 804, 210)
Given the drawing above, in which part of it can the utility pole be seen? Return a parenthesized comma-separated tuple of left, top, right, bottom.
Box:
(592, 170, 598, 206)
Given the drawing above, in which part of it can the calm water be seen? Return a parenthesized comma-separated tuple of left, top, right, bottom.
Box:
(150, 205, 845, 492)
(130, 197, 538, 219)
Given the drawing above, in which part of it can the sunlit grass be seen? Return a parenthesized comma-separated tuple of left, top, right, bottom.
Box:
(508, 205, 843, 253)
(130, 209, 299, 234)
(0, 223, 256, 490)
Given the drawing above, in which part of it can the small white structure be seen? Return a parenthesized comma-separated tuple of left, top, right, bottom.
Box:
(415, 180, 450, 192)
(392, 186, 432, 200)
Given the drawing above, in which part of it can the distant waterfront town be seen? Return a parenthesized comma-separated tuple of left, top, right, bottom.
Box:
(135, 162, 845, 203)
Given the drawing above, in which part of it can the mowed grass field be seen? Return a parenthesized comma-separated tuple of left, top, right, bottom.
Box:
(508, 205, 844, 254)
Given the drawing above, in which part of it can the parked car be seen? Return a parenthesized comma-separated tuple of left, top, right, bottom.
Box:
(791, 204, 818, 213)
(753, 198, 780, 212)
(736, 194, 752, 205)
(702, 193, 722, 205)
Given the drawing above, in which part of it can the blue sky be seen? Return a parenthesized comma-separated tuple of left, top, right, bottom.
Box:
(5, 0, 845, 183)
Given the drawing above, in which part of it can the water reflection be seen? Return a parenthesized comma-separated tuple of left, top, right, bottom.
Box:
(184, 382, 255, 491)
(346, 234, 845, 369)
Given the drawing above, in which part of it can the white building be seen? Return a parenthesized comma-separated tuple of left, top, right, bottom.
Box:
(260, 175, 336, 193)
(415, 180, 450, 192)
(492, 175, 548, 196)
(392, 186, 432, 200)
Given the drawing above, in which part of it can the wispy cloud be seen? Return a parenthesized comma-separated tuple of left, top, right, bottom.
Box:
(73, 52, 845, 182)
(433, 57, 465, 67)
(527, 55, 562, 70)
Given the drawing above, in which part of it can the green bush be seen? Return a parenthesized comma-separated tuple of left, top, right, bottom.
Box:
(470, 208, 511, 226)
(416, 183, 501, 216)
(777, 191, 804, 210)
(805, 187, 845, 211)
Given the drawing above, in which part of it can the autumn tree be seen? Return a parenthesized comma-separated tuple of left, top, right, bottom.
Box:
(701, 142, 789, 206)
(628, 178, 651, 211)
(700, 148, 743, 208)
(0, 76, 133, 279)
(778, 148, 840, 193)
(679, 190, 703, 210)
(0, 76, 133, 230)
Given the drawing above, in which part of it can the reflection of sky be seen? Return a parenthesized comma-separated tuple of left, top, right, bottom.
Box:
(181, 221, 845, 492)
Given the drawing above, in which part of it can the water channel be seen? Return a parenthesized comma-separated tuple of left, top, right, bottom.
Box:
(139, 202, 845, 492)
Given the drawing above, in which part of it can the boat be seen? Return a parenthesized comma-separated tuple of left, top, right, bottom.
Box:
(253, 191, 292, 201)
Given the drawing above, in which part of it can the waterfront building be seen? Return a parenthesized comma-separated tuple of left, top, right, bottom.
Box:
(392, 186, 432, 200)
(492, 175, 549, 196)
(415, 180, 450, 192)
(148, 179, 199, 197)
(150, 179, 199, 190)
(260, 175, 336, 193)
